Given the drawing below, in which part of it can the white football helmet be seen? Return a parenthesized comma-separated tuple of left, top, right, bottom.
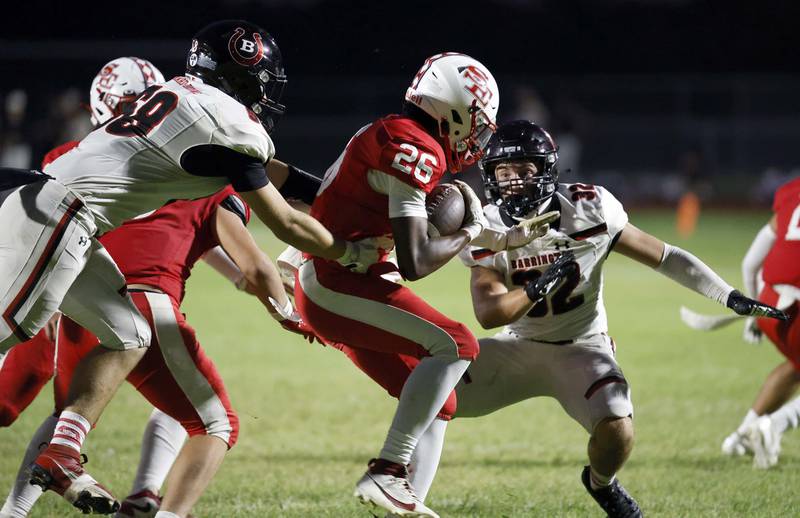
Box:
(89, 57, 165, 126)
(405, 53, 499, 172)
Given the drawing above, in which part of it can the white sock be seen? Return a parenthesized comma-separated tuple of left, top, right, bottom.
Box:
(50, 410, 91, 453)
(154, 512, 181, 518)
(408, 418, 448, 502)
(769, 396, 800, 435)
(736, 409, 759, 435)
(130, 409, 187, 496)
(589, 466, 616, 490)
(1, 414, 57, 517)
(379, 357, 469, 465)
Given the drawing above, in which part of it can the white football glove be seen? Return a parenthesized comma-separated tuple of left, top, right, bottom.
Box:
(453, 180, 487, 241)
(470, 211, 560, 252)
(742, 316, 763, 345)
(336, 235, 395, 274)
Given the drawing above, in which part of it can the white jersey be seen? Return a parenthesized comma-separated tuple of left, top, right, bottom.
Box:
(45, 76, 274, 234)
(459, 183, 628, 342)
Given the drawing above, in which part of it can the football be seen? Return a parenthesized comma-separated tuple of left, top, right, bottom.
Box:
(426, 183, 466, 236)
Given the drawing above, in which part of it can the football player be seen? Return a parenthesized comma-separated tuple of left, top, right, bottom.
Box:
(363, 121, 786, 517)
(720, 176, 800, 469)
(293, 54, 557, 517)
(0, 56, 164, 429)
(3, 182, 319, 518)
(0, 20, 370, 514)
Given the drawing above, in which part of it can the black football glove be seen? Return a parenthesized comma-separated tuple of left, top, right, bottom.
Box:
(726, 290, 789, 321)
(525, 251, 577, 303)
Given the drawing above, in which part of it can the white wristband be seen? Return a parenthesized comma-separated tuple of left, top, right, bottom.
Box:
(268, 296, 294, 321)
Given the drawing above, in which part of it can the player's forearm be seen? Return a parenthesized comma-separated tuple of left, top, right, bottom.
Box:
(398, 231, 471, 281)
(240, 254, 291, 316)
(473, 289, 533, 329)
(654, 243, 734, 305)
(272, 209, 346, 260)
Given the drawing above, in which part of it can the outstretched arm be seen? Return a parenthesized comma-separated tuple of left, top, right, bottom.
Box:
(238, 184, 346, 260)
(211, 206, 290, 316)
(211, 206, 320, 342)
(614, 222, 786, 320)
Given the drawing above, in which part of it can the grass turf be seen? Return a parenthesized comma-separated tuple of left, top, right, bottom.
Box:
(2, 208, 798, 517)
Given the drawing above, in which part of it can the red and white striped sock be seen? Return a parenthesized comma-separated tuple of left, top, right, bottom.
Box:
(50, 411, 91, 453)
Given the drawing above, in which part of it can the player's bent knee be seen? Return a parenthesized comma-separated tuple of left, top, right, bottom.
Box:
(438, 323, 479, 361)
(594, 416, 634, 449)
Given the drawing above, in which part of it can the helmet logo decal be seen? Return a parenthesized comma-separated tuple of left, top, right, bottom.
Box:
(228, 27, 264, 66)
(459, 65, 492, 107)
(97, 63, 120, 89)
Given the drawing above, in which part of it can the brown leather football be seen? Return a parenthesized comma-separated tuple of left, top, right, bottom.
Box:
(426, 183, 466, 236)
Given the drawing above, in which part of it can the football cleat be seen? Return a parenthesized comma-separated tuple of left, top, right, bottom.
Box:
(354, 458, 439, 518)
(30, 443, 120, 514)
(581, 466, 642, 518)
(721, 430, 752, 457)
(748, 416, 782, 469)
(115, 489, 161, 518)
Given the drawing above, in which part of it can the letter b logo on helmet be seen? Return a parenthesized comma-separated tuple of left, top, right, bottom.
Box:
(228, 27, 264, 66)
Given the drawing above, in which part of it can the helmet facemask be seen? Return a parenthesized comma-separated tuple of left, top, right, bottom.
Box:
(484, 154, 559, 219)
(443, 102, 497, 172)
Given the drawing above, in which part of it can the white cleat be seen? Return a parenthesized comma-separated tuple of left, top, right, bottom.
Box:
(354, 459, 439, 518)
(721, 430, 752, 457)
(748, 416, 781, 469)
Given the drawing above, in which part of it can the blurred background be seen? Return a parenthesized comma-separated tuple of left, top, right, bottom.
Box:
(1, 0, 798, 209)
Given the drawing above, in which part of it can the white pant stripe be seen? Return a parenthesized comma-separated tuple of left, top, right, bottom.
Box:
(145, 292, 231, 443)
(298, 262, 458, 357)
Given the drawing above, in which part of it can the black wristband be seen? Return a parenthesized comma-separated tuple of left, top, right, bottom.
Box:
(524, 280, 543, 303)
(280, 164, 322, 204)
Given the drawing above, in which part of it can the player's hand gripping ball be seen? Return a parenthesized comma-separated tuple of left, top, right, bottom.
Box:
(426, 183, 466, 237)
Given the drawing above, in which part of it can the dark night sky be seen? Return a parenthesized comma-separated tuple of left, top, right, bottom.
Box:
(1, 0, 798, 76)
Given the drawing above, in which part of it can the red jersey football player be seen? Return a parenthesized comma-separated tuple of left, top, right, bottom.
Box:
(0, 56, 165, 431)
(722, 176, 800, 469)
(294, 53, 555, 517)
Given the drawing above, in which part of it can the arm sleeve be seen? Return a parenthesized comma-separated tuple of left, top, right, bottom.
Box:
(655, 243, 735, 305)
(367, 170, 428, 218)
(202, 246, 245, 289)
(180, 144, 269, 192)
(742, 224, 776, 297)
(279, 164, 322, 204)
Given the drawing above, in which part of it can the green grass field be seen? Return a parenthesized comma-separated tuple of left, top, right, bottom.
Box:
(3, 209, 798, 517)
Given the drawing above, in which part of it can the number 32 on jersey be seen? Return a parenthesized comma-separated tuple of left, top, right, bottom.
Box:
(391, 143, 437, 184)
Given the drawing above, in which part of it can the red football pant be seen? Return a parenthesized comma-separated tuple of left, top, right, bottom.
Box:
(55, 291, 239, 447)
(295, 260, 478, 420)
(0, 330, 54, 426)
(758, 284, 800, 371)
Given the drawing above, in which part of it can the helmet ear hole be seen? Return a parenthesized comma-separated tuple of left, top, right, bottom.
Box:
(451, 110, 463, 125)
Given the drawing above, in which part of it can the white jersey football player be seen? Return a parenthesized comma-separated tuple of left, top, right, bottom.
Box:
(402, 121, 787, 518)
(0, 20, 372, 515)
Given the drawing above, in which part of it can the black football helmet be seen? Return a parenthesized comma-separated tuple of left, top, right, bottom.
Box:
(187, 20, 287, 133)
(480, 120, 560, 218)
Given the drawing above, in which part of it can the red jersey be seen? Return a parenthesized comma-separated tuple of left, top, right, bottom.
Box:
(311, 115, 446, 267)
(763, 177, 800, 287)
(41, 140, 79, 169)
(99, 186, 250, 302)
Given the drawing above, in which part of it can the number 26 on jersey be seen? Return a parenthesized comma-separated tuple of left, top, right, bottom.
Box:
(391, 143, 437, 184)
